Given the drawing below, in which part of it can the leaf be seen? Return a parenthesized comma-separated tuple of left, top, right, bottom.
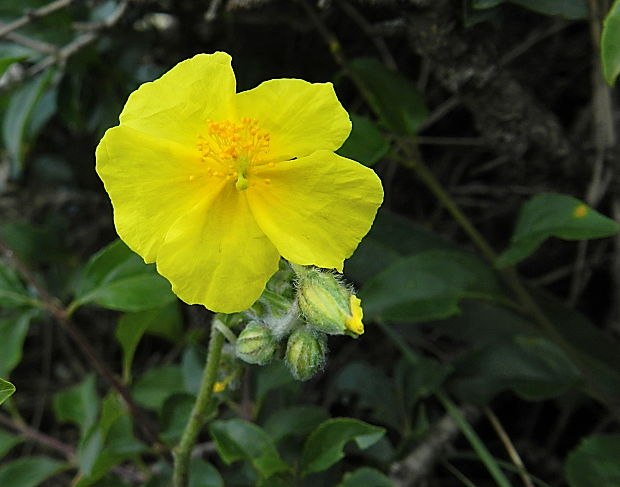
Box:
(209, 419, 290, 479)
(72, 240, 175, 312)
(452, 335, 581, 403)
(0, 456, 65, 487)
(0, 56, 27, 78)
(473, 0, 588, 19)
(0, 378, 15, 405)
(115, 304, 181, 381)
(566, 435, 620, 486)
(361, 249, 506, 322)
(301, 418, 385, 475)
(0, 311, 38, 377)
(0, 265, 33, 309)
(189, 459, 224, 487)
(132, 365, 186, 411)
(262, 406, 330, 443)
(337, 467, 395, 487)
(395, 355, 452, 409)
(496, 193, 619, 267)
(348, 58, 428, 135)
(2, 68, 55, 178)
(337, 115, 390, 166)
(602, 0, 620, 85)
(0, 429, 21, 459)
(255, 361, 299, 402)
(53, 375, 99, 433)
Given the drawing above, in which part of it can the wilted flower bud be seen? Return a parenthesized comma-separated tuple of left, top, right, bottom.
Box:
(295, 267, 365, 336)
(285, 326, 327, 381)
(235, 321, 277, 365)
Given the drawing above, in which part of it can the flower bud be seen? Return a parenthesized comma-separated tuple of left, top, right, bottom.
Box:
(235, 321, 277, 365)
(285, 326, 327, 381)
(296, 267, 365, 336)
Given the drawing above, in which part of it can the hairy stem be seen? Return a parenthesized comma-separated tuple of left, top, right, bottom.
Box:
(173, 314, 226, 487)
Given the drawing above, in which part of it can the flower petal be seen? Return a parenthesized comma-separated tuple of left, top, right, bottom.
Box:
(156, 184, 281, 313)
(247, 151, 383, 271)
(96, 125, 214, 262)
(234, 79, 351, 161)
(119, 52, 236, 146)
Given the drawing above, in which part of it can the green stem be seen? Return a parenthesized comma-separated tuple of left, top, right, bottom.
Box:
(173, 314, 227, 487)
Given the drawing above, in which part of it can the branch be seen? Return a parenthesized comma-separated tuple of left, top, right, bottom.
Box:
(0, 0, 75, 40)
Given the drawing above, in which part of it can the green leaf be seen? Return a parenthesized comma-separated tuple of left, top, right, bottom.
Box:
(0, 56, 27, 78)
(473, 0, 587, 19)
(189, 459, 224, 487)
(452, 335, 581, 403)
(337, 115, 390, 166)
(115, 304, 181, 381)
(337, 467, 395, 487)
(0, 311, 38, 377)
(348, 58, 428, 135)
(209, 419, 290, 479)
(132, 365, 186, 411)
(263, 406, 330, 443)
(497, 193, 619, 267)
(0, 266, 34, 309)
(72, 240, 175, 312)
(566, 435, 620, 486)
(395, 355, 452, 408)
(0, 429, 22, 459)
(361, 249, 506, 322)
(53, 375, 99, 433)
(301, 418, 385, 475)
(0, 456, 65, 487)
(0, 378, 15, 405)
(602, 0, 620, 85)
(255, 361, 299, 402)
(2, 68, 55, 178)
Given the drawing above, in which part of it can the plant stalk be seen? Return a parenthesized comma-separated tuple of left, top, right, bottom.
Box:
(173, 314, 226, 487)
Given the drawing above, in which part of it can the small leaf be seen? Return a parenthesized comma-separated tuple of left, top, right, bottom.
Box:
(0, 429, 22, 459)
(349, 58, 428, 135)
(337, 115, 390, 166)
(0, 378, 15, 405)
(72, 240, 175, 312)
(496, 193, 619, 267)
(0, 311, 38, 377)
(602, 0, 620, 85)
(0, 456, 65, 487)
(263, 406, 330, 443)
(132, 365, 185, 411)
(337, 467, 395, 487)
(53, 375, 99, 433)
(115, 304, 181, 381)
(361, 249, 506, 322)
(209, 419, 290, 479)
(0, 266, 33, 309)
(566, 435, 620, 486)
(2, 68, 55, 178)
(301, 418, 385, 475)
(473, 0, 587, 19)
(189, 459, 224, 487)
(0, 56, 27, 78)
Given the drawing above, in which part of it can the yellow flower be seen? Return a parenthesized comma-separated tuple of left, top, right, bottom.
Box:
(96, 52, 383, 313)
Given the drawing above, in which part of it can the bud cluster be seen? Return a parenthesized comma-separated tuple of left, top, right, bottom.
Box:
(233, 260, 365, 382)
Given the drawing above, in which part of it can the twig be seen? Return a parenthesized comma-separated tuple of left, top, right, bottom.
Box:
(2, 30, 58, 55)
(0, 0, 75, 40)
(0, 237, 163, 450)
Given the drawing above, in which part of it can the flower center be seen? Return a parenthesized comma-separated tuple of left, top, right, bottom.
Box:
(196, 118, 270, 190)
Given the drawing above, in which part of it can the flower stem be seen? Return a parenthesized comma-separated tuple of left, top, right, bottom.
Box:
(173, 314, 226, 487)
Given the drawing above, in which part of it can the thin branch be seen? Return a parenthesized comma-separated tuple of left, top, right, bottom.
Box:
(0, 0, 75, 39)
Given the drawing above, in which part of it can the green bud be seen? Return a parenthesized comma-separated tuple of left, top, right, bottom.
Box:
(285, 326, 327, 381)
(235, 321, 277, 365)
(295, 267, 365, 336)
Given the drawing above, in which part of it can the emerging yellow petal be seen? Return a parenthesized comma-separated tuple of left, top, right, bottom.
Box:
(156, 183, 281, 313)
(246, 151, 384, 272)
(345, 295, 364, 335)
(96, 126, 210, 262)
(120, 52, 236, 147)
(234, 79, 351, 161)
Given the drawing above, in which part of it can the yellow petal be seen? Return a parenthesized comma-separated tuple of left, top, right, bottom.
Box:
(96, 125, 213, 263)
(119, 52, 236, 147)
(156, 184, 281, 313)
(247, 151, 383, 271)
(234, 79, 351, 161)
